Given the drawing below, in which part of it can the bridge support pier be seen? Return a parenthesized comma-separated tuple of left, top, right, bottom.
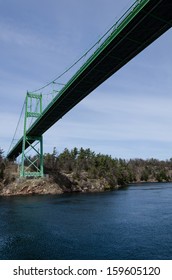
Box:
(20, 135, 44, 177)
(20, 92, 44, 178)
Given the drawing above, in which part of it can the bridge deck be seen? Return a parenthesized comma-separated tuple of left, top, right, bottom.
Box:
(7, 0, 172, 159)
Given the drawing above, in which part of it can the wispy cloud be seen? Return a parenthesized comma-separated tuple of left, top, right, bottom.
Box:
(0, 112, 22, 153)
(0, 23, 36, 48)
(1, 0, 172, 160)
(0, 21, 57, 51)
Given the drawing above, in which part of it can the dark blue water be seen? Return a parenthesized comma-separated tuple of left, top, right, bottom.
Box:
(0, 182, 172, 260)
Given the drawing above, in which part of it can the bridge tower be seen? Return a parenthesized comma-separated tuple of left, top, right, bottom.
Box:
(20, 92, 44, 177)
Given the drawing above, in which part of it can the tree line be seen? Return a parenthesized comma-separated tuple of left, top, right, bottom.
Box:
(43, 147, 172, 185)
(0, 148, 5, 180)
(1, 147, 172, 186)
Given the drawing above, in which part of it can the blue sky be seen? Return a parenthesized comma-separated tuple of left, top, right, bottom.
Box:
(0, 0, 172, 160)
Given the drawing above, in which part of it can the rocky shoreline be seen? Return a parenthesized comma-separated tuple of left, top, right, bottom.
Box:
(0, 172, 119, 196)
(0, 174, 169, 197)
(1, 148, 172, 197)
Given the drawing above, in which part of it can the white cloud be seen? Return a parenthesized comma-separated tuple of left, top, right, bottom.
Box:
(0, 22, 39, 47)
(41, 83, 172, 159)
(1, 0, 172, 160)
(0, 112, 22, 154)
(0, 113, 19, 137)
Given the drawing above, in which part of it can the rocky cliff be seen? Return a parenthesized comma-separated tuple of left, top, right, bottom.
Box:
(0, 171, 118, 196)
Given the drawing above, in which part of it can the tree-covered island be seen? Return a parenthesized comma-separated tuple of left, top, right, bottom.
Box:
(1, 147, 172, 196)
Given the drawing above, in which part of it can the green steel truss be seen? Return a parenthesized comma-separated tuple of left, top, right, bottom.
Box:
(20, 92, 44, 177)
(7, 0, 172, 162)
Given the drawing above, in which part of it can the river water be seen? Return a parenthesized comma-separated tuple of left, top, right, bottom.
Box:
(0, 182, 172, 260)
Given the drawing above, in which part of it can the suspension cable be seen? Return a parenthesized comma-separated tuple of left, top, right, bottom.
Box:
(8, 0, 141, 155)
(7, 99, 26, 154)
(31, 0, 140, 93)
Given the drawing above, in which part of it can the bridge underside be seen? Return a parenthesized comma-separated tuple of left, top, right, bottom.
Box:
(7, 0, 172, 160)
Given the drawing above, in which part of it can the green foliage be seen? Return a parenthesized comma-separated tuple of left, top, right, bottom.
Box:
(25, 146, 172, 186)
(156, 170, 169, 182)
(140, 168, 149, 181)
(0, 148, 5, 180)
(0, 148, 4, 161)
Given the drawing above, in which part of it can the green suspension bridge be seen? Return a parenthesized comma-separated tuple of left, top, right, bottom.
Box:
(7, 0, 172, 177)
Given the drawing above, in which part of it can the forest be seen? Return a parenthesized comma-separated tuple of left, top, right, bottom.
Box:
(1, 147, 172, 189)
(42, 147, 172, 185)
